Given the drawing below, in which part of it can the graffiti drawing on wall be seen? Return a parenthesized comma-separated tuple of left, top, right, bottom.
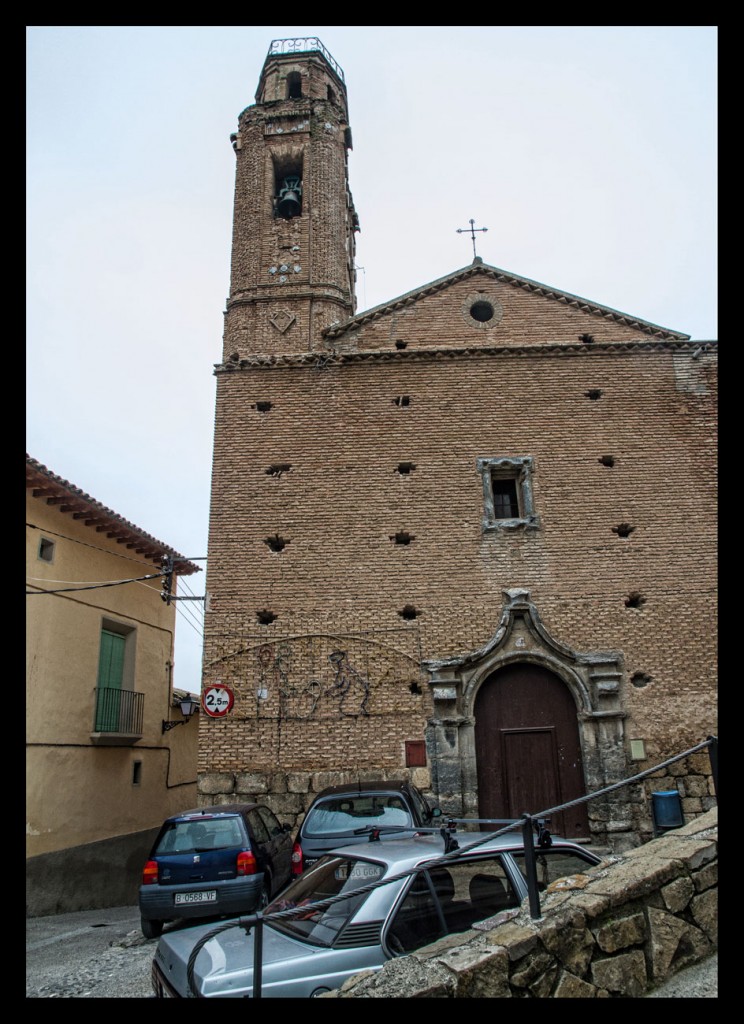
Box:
(205, 630, 427, 721)
(326, 649, 370, 716)
(256, 642, 323, 719)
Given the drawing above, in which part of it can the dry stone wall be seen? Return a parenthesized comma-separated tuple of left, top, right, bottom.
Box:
(325, 807, 717, 999)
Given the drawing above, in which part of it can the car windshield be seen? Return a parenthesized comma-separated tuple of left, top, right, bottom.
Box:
(265, 855, 386, 946)
(154, 817, 243, 854)
(304, 794, 413, 836)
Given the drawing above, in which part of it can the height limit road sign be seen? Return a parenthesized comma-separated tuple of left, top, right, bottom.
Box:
(202, 685, 234, 718)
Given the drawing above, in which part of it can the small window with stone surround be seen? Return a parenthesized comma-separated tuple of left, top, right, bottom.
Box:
(477, 456, 539, 532)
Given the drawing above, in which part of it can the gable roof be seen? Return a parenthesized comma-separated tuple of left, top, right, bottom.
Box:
(323, 258, 691, 342)
(26, 455, 200, 575)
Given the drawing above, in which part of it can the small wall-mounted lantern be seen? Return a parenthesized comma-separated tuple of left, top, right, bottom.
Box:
(162, 696, 198, 733)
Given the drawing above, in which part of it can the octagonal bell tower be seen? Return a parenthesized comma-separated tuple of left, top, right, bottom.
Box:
(223, 38, 359, 359)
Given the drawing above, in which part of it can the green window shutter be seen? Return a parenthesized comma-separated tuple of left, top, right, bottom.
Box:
(98, 630, 125, 688)
(96, 630, 125, 730)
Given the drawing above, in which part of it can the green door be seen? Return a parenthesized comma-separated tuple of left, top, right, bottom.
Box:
(95, 629, 125, 731)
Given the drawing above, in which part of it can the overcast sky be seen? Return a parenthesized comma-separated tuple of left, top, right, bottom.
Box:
(26, 25, 717, 695)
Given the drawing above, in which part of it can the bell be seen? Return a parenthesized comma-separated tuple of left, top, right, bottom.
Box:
(276, 177, 302, 219)
(277, 190, 301, 218)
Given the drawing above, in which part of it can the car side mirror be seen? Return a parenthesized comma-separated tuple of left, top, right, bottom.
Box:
(430, 807, 442, 820)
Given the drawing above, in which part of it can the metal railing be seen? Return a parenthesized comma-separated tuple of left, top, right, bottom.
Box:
(92, 686, 144, 734)
(267, 38, 344, 82)
(185, 734, 718, 998)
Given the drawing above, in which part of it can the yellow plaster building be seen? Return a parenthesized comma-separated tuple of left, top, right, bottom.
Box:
(26, 455, 202, 915)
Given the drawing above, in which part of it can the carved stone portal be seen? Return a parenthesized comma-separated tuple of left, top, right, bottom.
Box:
(422, 588, 634, 847)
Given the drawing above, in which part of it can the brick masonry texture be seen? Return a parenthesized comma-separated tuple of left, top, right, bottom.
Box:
(224, 56, 356, 361)
(330, 272, 684, 352)
(202, 333, 717, 774)
(200, 43, 717, 841)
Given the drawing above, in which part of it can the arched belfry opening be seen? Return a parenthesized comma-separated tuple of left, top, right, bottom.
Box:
(272, 153, 303, 219)
(223, 38, 357, 359)
(422, 588, 630, 848)
(286, 70, 302, 99)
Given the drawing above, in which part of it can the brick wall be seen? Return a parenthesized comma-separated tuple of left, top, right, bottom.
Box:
(204, 46, 716, 840)
(201, 322, 716, 831)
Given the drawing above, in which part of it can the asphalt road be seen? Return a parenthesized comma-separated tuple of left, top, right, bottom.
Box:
(26, 905, 155, 998)
(26, 904, 718, 998)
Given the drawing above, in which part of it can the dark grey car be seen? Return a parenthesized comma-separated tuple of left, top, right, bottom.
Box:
(292, 780, 441, 875)
(139, 803, 293, 938)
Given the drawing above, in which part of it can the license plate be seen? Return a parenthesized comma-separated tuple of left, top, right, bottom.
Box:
(174, 890, 217, 906)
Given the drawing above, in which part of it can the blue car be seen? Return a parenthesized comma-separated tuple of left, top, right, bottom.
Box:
(139, 803, 293, 939)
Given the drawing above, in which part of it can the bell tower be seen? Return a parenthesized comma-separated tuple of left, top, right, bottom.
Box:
(223, 38, 359, 359)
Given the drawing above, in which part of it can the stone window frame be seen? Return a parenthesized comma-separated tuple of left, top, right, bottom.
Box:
(461, 291, 503, 331)
(477, 456, 540, 532)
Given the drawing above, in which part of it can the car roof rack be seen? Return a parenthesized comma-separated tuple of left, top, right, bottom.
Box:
(353, 815, 553, 853)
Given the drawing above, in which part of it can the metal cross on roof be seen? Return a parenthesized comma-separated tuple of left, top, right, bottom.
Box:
(456, 218, 488, 260)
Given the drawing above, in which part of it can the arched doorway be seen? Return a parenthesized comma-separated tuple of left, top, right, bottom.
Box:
(474, 662, 590, 838)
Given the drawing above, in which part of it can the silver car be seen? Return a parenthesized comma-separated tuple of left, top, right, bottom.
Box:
(292, 780, 441, 874)
(151, 829, 602, 998)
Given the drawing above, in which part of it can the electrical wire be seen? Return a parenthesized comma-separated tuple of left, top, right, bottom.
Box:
(27, 571, 167, 595)
(129, 572, 205, 638)
(173, 596, 205, 636)
(174, 604, 204, 639)
(178, 573, 205, 603)
(179, 573, 204, 597)
(129, 576, 205, 638)
(176, 608, 204, 639)
(26, 520, 167, 569)
(170, 573, 205, 624)
(27, 574, 160, 586)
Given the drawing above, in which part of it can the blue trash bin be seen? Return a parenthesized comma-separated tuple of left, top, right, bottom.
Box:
(652, 790, 684, 832)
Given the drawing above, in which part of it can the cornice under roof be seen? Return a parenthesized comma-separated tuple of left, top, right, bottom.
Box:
(322, 259, 691, 342)
(26, 456, 200, 575)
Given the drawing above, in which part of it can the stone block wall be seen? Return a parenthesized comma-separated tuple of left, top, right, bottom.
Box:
(639, 748, 718, 837)
(325, 807, 717, 998)
(197, 765, 432, 833)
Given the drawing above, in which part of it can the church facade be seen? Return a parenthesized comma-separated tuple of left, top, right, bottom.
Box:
(199, 38, 717, 850)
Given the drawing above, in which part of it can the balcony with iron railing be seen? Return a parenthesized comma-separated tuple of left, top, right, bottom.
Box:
(91, 686, 144, 743)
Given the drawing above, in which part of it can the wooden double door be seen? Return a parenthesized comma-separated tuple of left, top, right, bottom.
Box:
(474, 663, 589, 839)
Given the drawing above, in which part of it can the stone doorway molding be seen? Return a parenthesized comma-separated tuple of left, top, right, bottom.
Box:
(422, 588, 630, 844)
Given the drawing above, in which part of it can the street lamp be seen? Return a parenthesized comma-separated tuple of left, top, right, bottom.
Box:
(162, 696, 198, 733)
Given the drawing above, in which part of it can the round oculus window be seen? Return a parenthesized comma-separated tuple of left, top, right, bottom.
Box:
(470, 300, 494, 322)
(462, 293, 503, 329)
